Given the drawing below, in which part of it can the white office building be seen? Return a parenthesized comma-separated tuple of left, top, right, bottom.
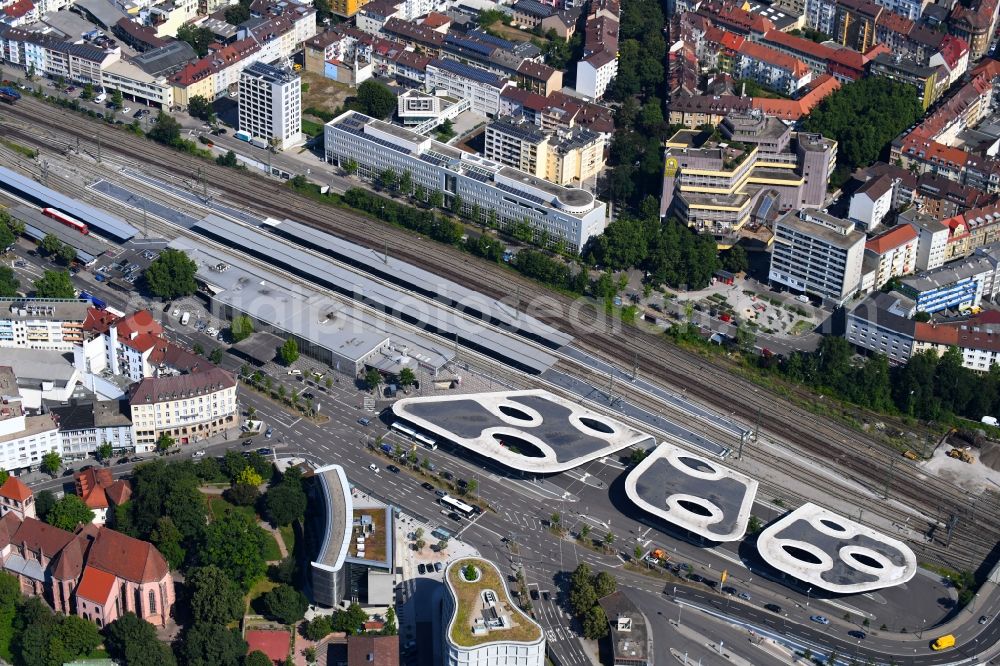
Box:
(239, 62, 302, 151)
(769, 209, 866, 305)
(0, 366, 62, 474)
(324, 111, 607, 252)
(0, 299, 88, 352)
(425, 59, 509, 117)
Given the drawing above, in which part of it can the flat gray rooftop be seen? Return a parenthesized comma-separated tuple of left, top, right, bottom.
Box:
(312, 464, 352, 571)
(392, 390, 655, 473)
(268, 218, 572, 349)
(190, 215, 557, 374)
(11, 205, 109, 261)
(624, 442, 757, 542)
(756, 503, 917, 593)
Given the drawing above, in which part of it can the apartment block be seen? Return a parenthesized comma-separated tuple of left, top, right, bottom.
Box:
(324, 112, 607, 252)
(865, 224, 919, 289)
(660, 111, 836, 246)
(0, 367, 61, 474)
(769, 209, 866, 304)
(847, 174, 894, 230)
(845, 292, 917, 363)
(901, 208, 948, 272)
(734, 41, 812, 95)
(239, 62, 302, 151)
(897, 250, 999, 313)
(868, 52, 946, 110)
(484, 119, 605, 187)
(128, 367, 238, 451)
(0, 300, 88, 352)
(833, 0, 882, 52)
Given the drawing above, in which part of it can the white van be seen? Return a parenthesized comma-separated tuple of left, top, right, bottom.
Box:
(93, 91, 107, 104)
(180, 312, 190, 326)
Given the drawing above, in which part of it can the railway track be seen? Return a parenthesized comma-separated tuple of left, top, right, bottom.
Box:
(2, 98, 998, 567)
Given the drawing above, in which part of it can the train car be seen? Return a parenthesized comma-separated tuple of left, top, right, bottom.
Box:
(0, 87, 20, 104)
(42, 208, 89, 235)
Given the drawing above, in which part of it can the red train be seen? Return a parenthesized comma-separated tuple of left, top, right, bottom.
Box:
(42, 208, 89, 235)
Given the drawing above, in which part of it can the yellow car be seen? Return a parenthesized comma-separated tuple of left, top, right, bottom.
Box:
(931, 634, 955, 651)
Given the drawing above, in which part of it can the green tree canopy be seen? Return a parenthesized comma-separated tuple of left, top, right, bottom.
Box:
(150, 516, 185, 570)
(147, 111, 182, 146)
(0, 266, 18, 298)
(178, 623, 247, 666)
(356, 80, 397, 119)
(33, 271, 74, 299)
(39, 233, 62, 256)
(103, 613, 176, 666)
(398, 367, 416, 387)
(264, 481, 307, 527)
(230, 314, 255, 342)
(245, 651, 273, 666)
(200, 510, 269, 591)
(34, 490, 55, 522)
(45, 494, 94, 530)
(39, 451, 61, 475)
(581, 604, 609, 639)
(279, 338, 300, 365)
(187, 566, 246, 625)
(187, 95, 214, 121)
(801, 78, 922, 186)
(262, 584, 308, 624)
(176, 24, 215, 56)
(144, 248, 197, 299)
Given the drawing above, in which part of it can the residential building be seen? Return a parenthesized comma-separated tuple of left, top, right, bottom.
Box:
(845, 291, 917, 363)
(127, 367, 238, 451)
(330, 0, 370, 18)
(865, 224, 918, 289)
(51, 400, 135, 461)
(833, 0, 882, 52)
(347, 635, 400, 666)
(941, 203, 1000, 263)
(897, 252, 998, 313)
(769, 209, 866, 304)
(442, 558, 545, 666)
(484, 119, 605, 187)
(0, 0, 37, 27)
(575, 4, 618, 100)
(239, 62, 302, 151)
(734, 41, 812, 95)
(901, 208, 948, 271)
(667, 95, 753, 129)
(748, 74, 841, 121)
(928, 34, 969, 88)
(848, 174, 894, 230)
(912, 310, 1000, 372)
(873, 0, 926, 20)
(324, 111, 607, 251)
(356, 0, 402, 32)
(660, 112, 837, 246)
(0, 366, 62, 474)
(0, 299, 88, 352)
(0, 493, 174, 627)
(598, 591, 650, 666)
(0, 477, 35, 521)
(72, 467, 131, 525)
(425, 59, 509, 116)
(948, 0, 999, 60)
(805, 0, 837, 34)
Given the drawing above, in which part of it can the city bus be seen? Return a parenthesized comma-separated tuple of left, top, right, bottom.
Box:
(391, 422, 437, 450)
(439, 494, 476, 518)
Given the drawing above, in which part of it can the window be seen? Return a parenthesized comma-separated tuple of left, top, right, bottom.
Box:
(148, 590, 156, 615)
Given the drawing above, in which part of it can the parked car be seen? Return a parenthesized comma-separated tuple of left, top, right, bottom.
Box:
(434, 562, 443, 572)
(980, 616, 991, 625)
(191, 450, 205, 459)
(738, 592, 751, 601)
(264, 428, 273, 438)
(417, 563, 426, 575)
(116, 457, 130, 464)
(129, 456, 142, 462)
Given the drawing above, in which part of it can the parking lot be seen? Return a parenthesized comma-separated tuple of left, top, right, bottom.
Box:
(93, 246, 158, 291)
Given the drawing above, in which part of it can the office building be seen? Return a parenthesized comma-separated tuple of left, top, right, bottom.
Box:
(443, 558, 545, 666)
(769, 209, 866, 304)
(660, 111, 836, 246)
(897, 253, 998, 313)
(484, 119, 605, 187)
(425, 59, 509, 117)
(598, 591, 650, 666)
(310, 464, 352, 607)
(127, 367, 238, 451)
(0, 299, 88, 352)
(845, 292, 917, 363)
(0, 366, 62, 474)
(325, 112, 607, 252)
(239, 62, 302, 151)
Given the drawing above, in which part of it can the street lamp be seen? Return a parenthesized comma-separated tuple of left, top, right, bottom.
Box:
(806, 587, 812, 607)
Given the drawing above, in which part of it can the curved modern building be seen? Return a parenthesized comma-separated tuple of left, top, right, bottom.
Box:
(443, 558, 545, 666)
(310, 464, 353, 607)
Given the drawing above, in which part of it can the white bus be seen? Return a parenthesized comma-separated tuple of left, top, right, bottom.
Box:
(391, 422, 437, 450)
(440, 494, 476, 518)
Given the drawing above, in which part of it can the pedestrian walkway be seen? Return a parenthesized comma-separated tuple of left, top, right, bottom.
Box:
(260, 520, 289, 562)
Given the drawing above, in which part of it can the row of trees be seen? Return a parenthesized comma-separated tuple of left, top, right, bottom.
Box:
(764, 336, 1000, 423)
(567, 564, 615, 640)
(38, 233, 76, 265)
(0, 213, 23, 298)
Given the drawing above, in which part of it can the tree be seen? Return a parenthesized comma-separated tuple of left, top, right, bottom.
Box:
(747, 515, 763, 534)
(464, 479, 478, 496)
(201, 510, 269, 591)
(399, 170, 413, 195)
(150, 516, 185, 569)
(550, 513, 561, 528)
(208, 347, 223, 364)
(95, 442, 113, 462)
(356, 80, 397, 119)
(236, 467, 263, 487)
(0, 266, 18, 298)
(144, 248, 197, 299)
(178, 623, 247, 666)
(721, 244, 749, 274)
(176, 24, 215, 56)
(187, 566, 245, 625)
(193, 342, 205, 356)
(603, 531, 615, 549)
(231, 315, 254, 342)
(40, 451, 61, 475)
(103, 613, 177, 666)
(365, 368, 382, 391)
(39, 233, 62, 256)
(344, 158, 359, 175)
(634, 545, 644, 561)
(379, 168, 398, 191)
(80, 82, 94, 100)
(580, 524, 591, 540)
(581, 605, 609, 639)
(110, 88, 124, 109)
(593, 571, 617, 598)
(216, 149, 239, 167)
(265, 482, 307, 526)
(437, 538, 449, 552)
(414, 538, 425, 551)
(279, 338, 300, 365)
(568, 564, 596, 615)
(331, 602, 369, 634)
(428, 189, 445, 209)
(187, 95, 214, 121)
(34, 490, 55, 522)
(46, 494, 95, 530)
(398, 367, 416, 387)
(262, 584, 309, 624)
(33, 270, 74, 299)
(156, 433, 174, 452)
(225, 483, 259, 507)
(147, 111, 182, 146)
(383, 606, 397, 635)
(246, 651, 273, 666)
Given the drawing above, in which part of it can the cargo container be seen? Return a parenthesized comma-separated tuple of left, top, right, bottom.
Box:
(234, 131, 251, 142)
